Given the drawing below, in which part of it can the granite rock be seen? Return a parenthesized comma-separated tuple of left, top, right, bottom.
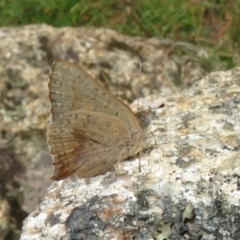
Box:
(20, 67, 240, 239)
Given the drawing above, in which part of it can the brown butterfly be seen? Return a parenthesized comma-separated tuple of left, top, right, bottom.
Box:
(48, 59, 151, 180)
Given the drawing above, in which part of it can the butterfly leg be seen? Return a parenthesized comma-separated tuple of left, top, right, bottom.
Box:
(138, 152, 142, 173)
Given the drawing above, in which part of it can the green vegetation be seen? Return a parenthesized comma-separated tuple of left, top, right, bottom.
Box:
(0, 0, 240, 70)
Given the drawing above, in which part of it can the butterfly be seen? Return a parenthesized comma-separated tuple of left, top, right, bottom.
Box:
(47, 59, 152, 180)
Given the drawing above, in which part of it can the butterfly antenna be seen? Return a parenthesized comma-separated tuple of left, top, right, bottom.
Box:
(137, 55, 143, 111)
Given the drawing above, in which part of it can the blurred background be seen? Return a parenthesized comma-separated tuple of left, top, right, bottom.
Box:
(1, 0, 240, 69)
(0, 0, 240, 239)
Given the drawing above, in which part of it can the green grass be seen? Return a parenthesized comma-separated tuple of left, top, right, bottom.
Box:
(1, 0, 240, 70)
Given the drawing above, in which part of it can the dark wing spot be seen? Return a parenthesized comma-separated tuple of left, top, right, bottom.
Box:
(106, 121, 111, 128)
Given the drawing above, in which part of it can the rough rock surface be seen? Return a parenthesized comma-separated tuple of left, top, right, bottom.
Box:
(20, 67, 240, 239)
(0, 24, 216, 239)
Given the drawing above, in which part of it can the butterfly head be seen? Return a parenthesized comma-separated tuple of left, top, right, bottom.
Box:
(135, 107, 152, 129)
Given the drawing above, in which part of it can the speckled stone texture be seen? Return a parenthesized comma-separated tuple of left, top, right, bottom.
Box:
(20, 67, 240, 240)
(0, 24, 206, 220)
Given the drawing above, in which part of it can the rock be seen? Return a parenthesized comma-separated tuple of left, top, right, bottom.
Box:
(0, 147, 28, 240)
(0, 24, 206, 217)
(20, 67, 240, 239)
(1, 24, 229, 239)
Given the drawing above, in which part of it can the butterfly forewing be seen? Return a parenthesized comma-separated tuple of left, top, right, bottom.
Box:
(48, 59, 151, 180)
(49, 59, 139, 128)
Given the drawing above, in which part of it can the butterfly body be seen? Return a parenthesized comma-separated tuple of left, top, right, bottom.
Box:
(48, 59, 151, 180)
